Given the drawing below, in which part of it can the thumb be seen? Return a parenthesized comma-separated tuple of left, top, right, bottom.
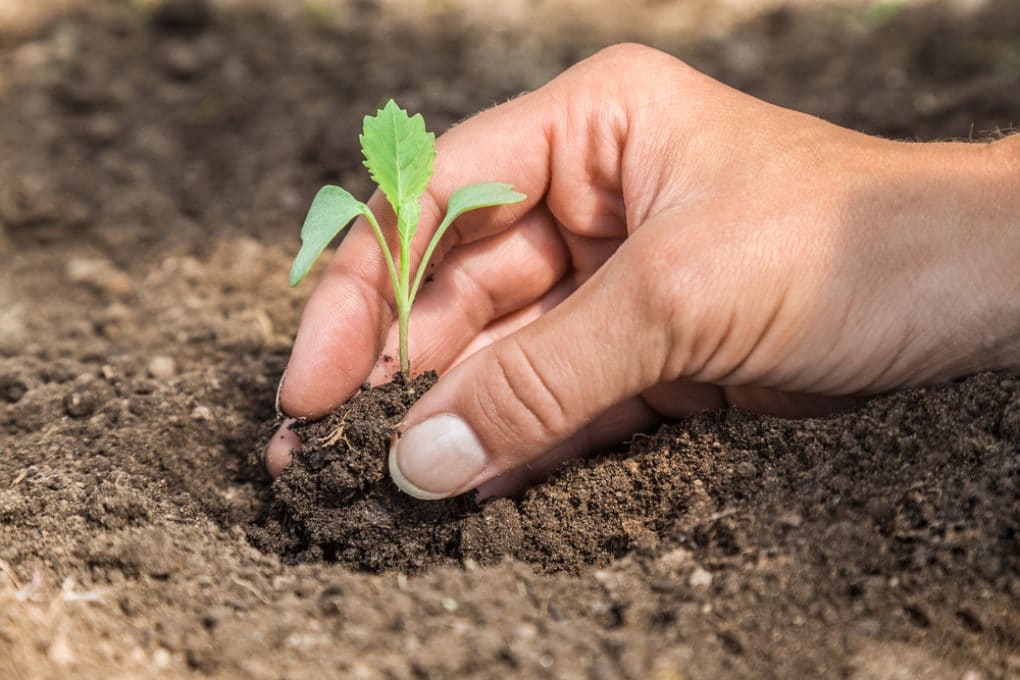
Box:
(388, 242, 669, 500)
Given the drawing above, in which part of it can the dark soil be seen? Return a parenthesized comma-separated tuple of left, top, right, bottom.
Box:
(250, 372, 487, 572)
(2, 1, 1019, 678)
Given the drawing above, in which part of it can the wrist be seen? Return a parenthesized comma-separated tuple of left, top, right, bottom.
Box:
(981, 135, 1020, 372)
(898, 135, 1020, 378)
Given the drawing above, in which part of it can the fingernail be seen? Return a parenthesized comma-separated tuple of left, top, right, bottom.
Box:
(388, 414, 487, 500)
(265, 418, 299, 478)
(275, 367, 287, 414)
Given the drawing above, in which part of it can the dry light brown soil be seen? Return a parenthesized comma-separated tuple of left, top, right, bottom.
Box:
(1, 0, 1019, 678)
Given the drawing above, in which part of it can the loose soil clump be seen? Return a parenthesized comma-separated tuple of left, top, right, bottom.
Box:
(251, 372, 483, 571)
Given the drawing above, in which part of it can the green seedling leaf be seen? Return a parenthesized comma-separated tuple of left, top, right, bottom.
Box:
(410, 182, 526, 304)
(290, 185, 366, 286)
(360, 100, 436, 242)
(443, 182, 527, 227)
(289, 100, 526, 378)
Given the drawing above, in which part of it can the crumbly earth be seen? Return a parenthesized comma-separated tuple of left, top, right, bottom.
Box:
(250, 372, 488, 572)
(2, 1, 1019, 678)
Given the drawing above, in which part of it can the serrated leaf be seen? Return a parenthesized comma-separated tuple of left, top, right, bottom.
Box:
(290, 185, 366, 286)
(359, 100, 436, 241)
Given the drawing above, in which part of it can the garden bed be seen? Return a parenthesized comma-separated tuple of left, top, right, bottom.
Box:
(1, 1, 1018, 677)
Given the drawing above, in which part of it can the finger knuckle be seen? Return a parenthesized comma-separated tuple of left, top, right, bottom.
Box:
(478, 338, 570, 448)
(589, 42, 665, 68)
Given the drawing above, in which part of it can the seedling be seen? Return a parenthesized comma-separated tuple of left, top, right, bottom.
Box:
(289, 99, 526, 376)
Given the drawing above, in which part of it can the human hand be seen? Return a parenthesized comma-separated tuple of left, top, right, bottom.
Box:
(266, 44, 1020, 499)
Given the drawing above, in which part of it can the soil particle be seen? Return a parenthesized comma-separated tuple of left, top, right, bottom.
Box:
(147, 355, 177, 380)
(65, 256, 133, 299)
(0, 372, 28, 403)
(63, 384, 100, 418)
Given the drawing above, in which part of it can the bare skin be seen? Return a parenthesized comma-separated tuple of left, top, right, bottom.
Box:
(266, 44, 1020, 500)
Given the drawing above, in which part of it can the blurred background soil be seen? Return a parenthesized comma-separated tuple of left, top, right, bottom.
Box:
(1, 0, 1018, 677)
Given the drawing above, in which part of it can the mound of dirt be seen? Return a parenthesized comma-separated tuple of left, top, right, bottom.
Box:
(250, 372, 480, 571)
(253, 370, 1020, 599)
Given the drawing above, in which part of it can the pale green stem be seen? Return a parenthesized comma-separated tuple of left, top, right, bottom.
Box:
(408, 211, 456, 307)
(398, 228, 412, 376)
(361, 207, 400, 304)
